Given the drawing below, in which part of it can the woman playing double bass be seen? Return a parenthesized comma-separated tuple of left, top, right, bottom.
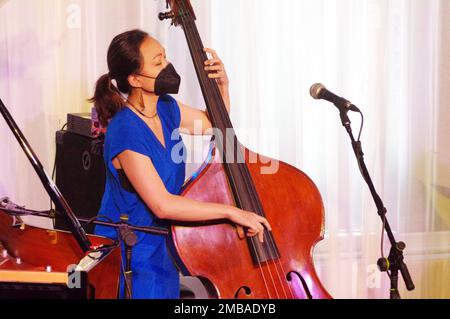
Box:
(89, 29, 271, 299)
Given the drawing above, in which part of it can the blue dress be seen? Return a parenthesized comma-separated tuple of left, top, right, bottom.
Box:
(95, 94, 186, 299)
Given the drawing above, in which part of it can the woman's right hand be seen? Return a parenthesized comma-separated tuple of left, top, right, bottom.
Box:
(228, 208, 272, 243)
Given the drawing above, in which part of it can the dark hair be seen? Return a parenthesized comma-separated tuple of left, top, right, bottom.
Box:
(89, 29, 149, 126)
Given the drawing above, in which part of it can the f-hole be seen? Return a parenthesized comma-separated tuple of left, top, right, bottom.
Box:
(287, 271, 313, 299)
(234, 286, 252, 299)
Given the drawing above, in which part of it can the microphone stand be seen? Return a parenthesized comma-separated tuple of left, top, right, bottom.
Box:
(0, 198, 169, 299)
(337, 109, 415, 299)
(118, 214, 137, 300)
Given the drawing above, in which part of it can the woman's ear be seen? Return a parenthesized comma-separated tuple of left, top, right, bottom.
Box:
(128, 74, 142, 88)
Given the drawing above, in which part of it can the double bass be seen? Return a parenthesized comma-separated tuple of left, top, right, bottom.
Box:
(161, 1, 332, 299)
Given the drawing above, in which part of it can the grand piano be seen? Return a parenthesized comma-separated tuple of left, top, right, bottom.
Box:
(0, 98, 121, 299)
(0, 211, 121, 299)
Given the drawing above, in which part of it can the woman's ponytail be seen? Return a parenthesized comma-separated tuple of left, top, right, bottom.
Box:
(89, 73, 124, 127)
(88, 29, 150, 127)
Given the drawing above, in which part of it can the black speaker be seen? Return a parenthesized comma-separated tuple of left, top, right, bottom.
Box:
(55, 130, 106, 234)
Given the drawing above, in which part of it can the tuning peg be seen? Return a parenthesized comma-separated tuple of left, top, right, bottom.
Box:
(159, 11, 174, 21)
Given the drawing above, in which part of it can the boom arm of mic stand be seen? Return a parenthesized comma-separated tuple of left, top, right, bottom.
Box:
(0, 204, 169, 237)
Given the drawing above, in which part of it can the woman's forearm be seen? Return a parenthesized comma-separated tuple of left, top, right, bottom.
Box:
(159, 193, 235, 222)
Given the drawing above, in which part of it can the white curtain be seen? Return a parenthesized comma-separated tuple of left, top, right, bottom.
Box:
(0, 0, 449, 299)
(209, 0, 450, 299)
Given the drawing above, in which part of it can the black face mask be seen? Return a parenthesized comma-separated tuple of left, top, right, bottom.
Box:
(139, 63, 181, 96)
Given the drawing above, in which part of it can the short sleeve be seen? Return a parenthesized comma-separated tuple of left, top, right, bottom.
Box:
(107, 124, 148, 163)
(161, 94, 181, 129)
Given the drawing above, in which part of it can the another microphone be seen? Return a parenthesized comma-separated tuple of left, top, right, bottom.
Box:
(310, 83, 360, 112)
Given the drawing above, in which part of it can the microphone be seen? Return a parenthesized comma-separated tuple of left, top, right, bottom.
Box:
(310, 83, 360, 112)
